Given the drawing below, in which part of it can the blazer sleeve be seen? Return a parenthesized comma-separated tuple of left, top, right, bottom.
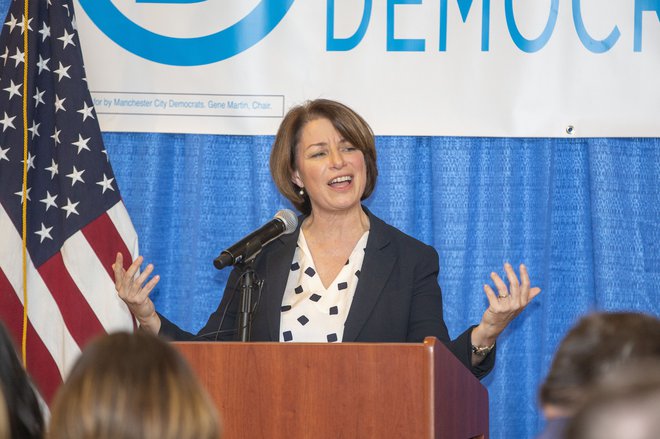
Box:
(158, 268, 241, 341)
(409, 243, 495, 379)
(448, 325, 496, 380)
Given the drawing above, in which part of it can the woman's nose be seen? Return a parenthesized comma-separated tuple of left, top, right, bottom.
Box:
(329, 148, 345, 168)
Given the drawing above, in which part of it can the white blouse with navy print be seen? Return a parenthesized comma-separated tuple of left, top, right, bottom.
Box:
(279, 230, 369, 343)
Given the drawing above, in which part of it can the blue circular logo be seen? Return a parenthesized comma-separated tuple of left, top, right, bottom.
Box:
(77, 0, 295, 66)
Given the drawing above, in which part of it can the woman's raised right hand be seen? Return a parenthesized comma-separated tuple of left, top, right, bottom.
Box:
(112, 252, 162, 334)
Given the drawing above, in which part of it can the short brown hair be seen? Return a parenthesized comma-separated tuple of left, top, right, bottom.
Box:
(539, 312, 660, 413)
(564, 359, 660, 439)
(49, 332, 221, 439)
(270, 99, 378, 215)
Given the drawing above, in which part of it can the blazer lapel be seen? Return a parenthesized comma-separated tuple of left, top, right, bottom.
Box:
(262, 224, 301, 341)
(342, 210, 396, 342)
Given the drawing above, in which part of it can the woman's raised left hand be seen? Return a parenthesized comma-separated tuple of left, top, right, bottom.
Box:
(471, 263, 542, 348)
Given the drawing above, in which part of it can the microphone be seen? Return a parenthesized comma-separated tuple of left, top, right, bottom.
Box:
(213, 209, 298, 270)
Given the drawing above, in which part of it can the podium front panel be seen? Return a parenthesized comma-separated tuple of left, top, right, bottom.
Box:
(174, 338, 488, 439)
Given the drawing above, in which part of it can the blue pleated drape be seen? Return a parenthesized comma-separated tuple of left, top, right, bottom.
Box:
(105, 133, 659, 438)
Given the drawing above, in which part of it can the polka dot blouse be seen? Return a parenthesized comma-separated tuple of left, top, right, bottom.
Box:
(279, 230, 369, 343)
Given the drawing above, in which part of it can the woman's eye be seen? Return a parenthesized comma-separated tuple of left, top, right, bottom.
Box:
(310, 151, 326, 158)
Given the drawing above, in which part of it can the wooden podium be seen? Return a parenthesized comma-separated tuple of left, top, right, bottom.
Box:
(174, 337, 488, 439)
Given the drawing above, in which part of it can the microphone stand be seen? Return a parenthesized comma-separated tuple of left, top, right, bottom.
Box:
(235, 259, 259, 342)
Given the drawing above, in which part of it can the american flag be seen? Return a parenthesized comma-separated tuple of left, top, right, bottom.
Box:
(0, 0, 136, 403)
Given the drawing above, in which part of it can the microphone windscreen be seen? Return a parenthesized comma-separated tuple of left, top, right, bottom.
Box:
(275, 209, 298, 234)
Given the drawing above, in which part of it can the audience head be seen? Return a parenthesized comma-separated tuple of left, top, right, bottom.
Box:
(564, 359, 660, 439)
(0, 321, 44, 439)
(270, 98, 378, 214)
(539, 311, 660, 418)
(49, 331, 221, 439)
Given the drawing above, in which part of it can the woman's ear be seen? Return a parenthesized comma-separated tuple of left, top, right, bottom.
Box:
(291, 170, 303, 188)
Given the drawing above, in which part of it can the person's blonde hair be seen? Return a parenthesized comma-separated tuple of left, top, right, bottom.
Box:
(49, 331, 221, 439)
(270, 99, 378, 215)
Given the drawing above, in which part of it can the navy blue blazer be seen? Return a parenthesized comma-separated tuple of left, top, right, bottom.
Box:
(159, 207, 494, 378)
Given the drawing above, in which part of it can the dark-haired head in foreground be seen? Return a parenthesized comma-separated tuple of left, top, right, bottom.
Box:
(564, 358, 660, 439)
(0, 321, 44, 439)
(536, 311, 660, 439)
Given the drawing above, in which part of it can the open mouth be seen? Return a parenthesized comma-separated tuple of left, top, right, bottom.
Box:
(328, 175, 353, 188)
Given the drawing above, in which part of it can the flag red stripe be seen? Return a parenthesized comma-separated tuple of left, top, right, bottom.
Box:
(82, 210, 137, 330)
(82, 211, 132, 276)
(38, 252, 105, 349)
(0, 269, 62, 403)
(25, 321, 64, 404)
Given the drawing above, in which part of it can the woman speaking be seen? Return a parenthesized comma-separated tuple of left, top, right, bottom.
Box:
(112, 99, 540, 378)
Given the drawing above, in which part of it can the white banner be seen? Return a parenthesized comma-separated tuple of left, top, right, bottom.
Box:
(74, 0, 660, 137)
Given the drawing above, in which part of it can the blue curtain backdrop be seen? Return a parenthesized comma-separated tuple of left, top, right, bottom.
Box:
(105, 134, 659, 438)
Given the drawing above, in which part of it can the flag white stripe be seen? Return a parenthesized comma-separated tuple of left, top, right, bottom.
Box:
(61, 232, 134, 332)
(107, 201, 140, 259)
(0, 203, 81, 377)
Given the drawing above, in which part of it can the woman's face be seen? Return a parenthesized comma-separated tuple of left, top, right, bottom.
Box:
(292, 117, 367, 216)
